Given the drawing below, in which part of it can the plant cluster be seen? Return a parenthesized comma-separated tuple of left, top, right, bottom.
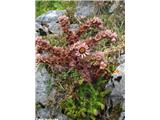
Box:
(35, 15, 123, 120)
(36, 0, 125, 119)
(36, 15, 117, 83)
(60, 77, 111, 120)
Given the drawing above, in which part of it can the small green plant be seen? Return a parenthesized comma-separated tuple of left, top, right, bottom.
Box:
(60, 77, 112, 120)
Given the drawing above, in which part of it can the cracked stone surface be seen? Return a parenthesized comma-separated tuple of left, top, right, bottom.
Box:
(36, 108, 51, 119)
(36, 10, 66, 36)
(36, 65, 52, 105)
(36, 10, 79, 36)
(36, 65, 68, 119)
(106, 54, 125, 120)
(75, 1, 95, 17)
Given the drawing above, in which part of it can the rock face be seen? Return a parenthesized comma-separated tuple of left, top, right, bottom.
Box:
(75, 1, 95, 17)
(36, 65, 53, 105)
(36, 107, 68, 120)
(75, 1, 125, 18)
(111, 63, 125, 98)
(36, 10, 66, 36)
(106, 54, 125, 120)
(56, 114, 68, 120)
(36, 10, 66, 24)
(36, 65, 68, 119)
(118, 54, 125, 64)
(35, 10, 79, 36)
(36, 108, 51, 119)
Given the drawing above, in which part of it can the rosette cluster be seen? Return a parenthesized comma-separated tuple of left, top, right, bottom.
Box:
(36, 15, 118, 82)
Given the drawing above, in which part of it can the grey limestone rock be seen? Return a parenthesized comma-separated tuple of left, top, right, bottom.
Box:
(36, 10, 79, 36)
(118, 54, 125, 64)
(75, 1, 95, 17)
(36, 10, 66, 35)
(106, 54, 125, 119)
(36, 65, 67, 119)
(36, 107, 67, 120)
(119, 111, 125, 120)
(56, 114, 68, 120)
(36, 10, 66, 25)
(36, 65, 53, 105)
(36, 108, 51, 119)
(110, 63, 125, 98)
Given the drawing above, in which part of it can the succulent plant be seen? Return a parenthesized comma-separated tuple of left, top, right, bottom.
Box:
(36, 15, 117, 83)
(35, 15, 125, 119)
